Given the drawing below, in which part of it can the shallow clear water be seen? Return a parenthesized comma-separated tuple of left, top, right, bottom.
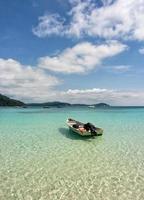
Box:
(0, 107, 144, 200)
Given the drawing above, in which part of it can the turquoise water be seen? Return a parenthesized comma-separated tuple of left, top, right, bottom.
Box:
(0, 107, 144, 200)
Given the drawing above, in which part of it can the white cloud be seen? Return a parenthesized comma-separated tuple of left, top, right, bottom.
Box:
(1, 58, 143, 105)
(38, 41, 127, 74)
(57, 88, 144, 106)
(101, 0, 115, 6)
(33, 0, 144, 41)
(32, 14, 65, 37)
(0, 59, 143, 105)
(0, 58, 60, 102)
(0, 40, 127, 102)
(108, 65, 131, 73)
(139, 48, 144, 55)
(68, 0, 144, 40)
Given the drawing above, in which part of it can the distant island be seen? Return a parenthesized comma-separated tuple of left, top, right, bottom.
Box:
(0, 93, 110, 108)
(92, 103, 110, 108)
(28, 101, 71, 108)
(0, 94, 25, 106)
(28, 102, 110, 108)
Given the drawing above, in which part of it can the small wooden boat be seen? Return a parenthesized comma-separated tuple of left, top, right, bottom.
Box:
(67, 118, 103, 136)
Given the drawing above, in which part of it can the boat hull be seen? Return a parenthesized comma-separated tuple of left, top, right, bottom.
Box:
(67, 119, 103, 136)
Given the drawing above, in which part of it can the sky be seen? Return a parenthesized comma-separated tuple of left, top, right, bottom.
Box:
(0, 0, 144, 105)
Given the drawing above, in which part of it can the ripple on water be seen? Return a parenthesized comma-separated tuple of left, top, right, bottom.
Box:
(0, 107, 144, 199)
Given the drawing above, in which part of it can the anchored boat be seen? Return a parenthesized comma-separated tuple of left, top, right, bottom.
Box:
(67, 118, 103, 136)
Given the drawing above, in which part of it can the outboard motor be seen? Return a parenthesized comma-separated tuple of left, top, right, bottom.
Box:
(84, 122, 97, 136)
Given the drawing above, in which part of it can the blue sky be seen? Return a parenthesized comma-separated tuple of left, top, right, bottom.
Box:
(0, 0, 144, 105)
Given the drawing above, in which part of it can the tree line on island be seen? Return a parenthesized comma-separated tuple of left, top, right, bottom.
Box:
(0, 93, 110, 108)
(0, 94, 25, 106)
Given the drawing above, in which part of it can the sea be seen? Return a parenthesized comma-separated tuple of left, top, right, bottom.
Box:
(0, 106, 144, 200)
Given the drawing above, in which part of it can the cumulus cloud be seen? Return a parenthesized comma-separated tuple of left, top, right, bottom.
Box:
(33, 0, 144, 41)
(38, 41, 127, 74)
(0, 58, 60, 102)
(32, 14, 65, 37)
(58, 88, 144, 106)
(0, 59, 143, 105)
(0, 40, 127, 102)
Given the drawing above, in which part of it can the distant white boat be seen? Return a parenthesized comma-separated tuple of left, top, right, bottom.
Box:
(88, 105, 95, 108)
(67, 118, 103, 136)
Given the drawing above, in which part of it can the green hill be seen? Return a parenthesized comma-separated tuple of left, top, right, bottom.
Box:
(28, 101, 71, 108)
(0, 94, 25, 106)
(93, 103, 110, 108)
(27, 102, 110, 108)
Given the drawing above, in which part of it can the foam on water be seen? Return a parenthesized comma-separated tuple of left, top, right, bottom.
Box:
(0, 107, 144, 200)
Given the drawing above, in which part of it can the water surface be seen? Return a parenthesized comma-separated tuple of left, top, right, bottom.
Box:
(0, 107, 144, 200)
